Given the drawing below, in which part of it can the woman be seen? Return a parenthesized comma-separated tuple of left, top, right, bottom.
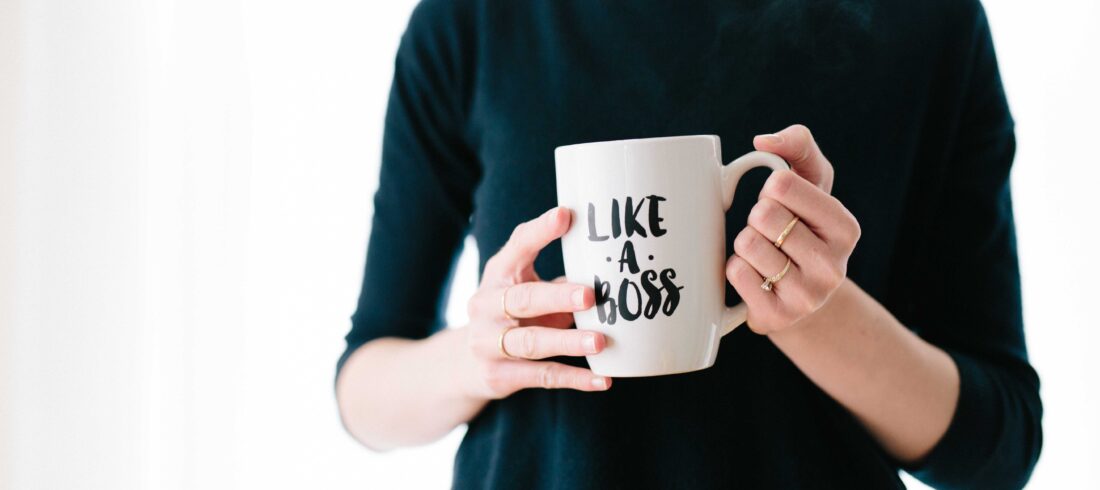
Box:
(335, 1, 1042, 488)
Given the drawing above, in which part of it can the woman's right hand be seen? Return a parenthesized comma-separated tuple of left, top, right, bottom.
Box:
(460, 207, 612, 400)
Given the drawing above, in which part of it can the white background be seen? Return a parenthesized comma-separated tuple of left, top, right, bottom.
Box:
(1, 1, 1097, 489)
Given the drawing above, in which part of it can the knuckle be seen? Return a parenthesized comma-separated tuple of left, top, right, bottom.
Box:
(765, 171, 796, 199)
(512, 285, 533, 314)
(558, 285, 576, 309)
(744, 230, 773, 258)
(845, 214, 862, 247)
(733, 229, 753, 255)
(796, 123, 814, 140)
(562, 371, 580, 390)
(537, 363, 556, 389)
(558, 332, 574, 355)
(725, 257, 745, 282)
(749, 231, 768, 254)
(748, 199, 779, 229)
(823, 261, 846, 289)
(830, 200, 861, 248)
(520, 328, 538, 358)
(791, 126, 814, 161)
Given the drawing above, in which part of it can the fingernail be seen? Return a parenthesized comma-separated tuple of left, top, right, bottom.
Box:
(756, 133, 784, 145)
(583, 333, 599, 354)
(572, 288, 587, 309)
(591, 377, 609, 389)
(548, 206, 566, 221)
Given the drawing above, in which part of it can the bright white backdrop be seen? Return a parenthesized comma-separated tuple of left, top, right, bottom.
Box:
(1, 1, 1097, 489)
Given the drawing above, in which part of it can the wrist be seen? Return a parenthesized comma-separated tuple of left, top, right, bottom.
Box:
(444, 326, 495, 405)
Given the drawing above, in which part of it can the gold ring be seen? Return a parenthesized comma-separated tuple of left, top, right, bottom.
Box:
(501, 285, 515, 321)
(498, 327, 518, 359)
(760, 258, 792, 291)
(774, 216, 800, 248)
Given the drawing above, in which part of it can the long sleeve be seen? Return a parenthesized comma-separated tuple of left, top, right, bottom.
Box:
(337, 0, 480, 375)
(894, 3, 1042, 488)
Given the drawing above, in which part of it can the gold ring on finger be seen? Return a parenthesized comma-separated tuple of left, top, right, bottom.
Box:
(774, 216, 800, 249)
(760, 258, 792, 292)
(501, 285, 515, 321)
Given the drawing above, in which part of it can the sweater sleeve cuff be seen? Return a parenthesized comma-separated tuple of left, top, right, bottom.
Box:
(904, 349, 1001, 486)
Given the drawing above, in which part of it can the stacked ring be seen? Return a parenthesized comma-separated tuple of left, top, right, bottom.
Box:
(761, 258, 792, 292)
(499, 286, 519, 359)
(774, 216, 800, 249)
(501, 285, 515, 321)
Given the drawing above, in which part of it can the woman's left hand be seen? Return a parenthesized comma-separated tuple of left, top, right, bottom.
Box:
(726, 124, 862, 334)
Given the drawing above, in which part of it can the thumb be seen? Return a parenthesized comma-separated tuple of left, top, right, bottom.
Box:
(752, 124, 834, 193)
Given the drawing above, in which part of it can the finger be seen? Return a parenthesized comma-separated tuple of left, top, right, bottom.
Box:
(502, 282, 594, 319)
(498, 361, 612, 392)
(728, 238, 828, 333)
(747, 197, 829, 267)
(523, 277, 579, 327)
(725, 256, 778, 334)
(521, 312, 576, 329)
(732, 226, 809, 309)
(486, 207, 570, 280)
(733, 227, 799, 287)
(753, 124, 833, 192)
(758, 170, 857, 246)
(501, 326, 605, 360)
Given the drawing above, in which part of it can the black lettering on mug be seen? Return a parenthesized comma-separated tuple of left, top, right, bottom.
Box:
(624, 196, 647, 238)
(594, 275, 617, 325)
(641, 270, 661, 319)
(587, 194, 682, 326)
(618, 240, 640, 274)
(587, 203, 608, 242)
(647, 195, 667, 237)
(659, 268, 683, 316)
(618, 278, 643, 321)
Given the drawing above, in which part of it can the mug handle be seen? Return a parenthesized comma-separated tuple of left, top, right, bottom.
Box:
(718, 151, 790, 336)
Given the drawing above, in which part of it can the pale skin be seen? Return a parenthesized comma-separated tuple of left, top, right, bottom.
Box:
(336, 124, 960, 464)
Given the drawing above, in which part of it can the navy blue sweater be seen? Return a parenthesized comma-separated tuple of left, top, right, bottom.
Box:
(340, 1, 1042, 488)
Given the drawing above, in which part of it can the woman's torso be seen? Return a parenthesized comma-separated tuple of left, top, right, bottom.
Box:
(448, 1, 965, 487)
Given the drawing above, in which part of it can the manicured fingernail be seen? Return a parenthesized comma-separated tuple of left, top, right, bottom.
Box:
(591, 377, 609, 389)
(757, 133, 784, 145)
(583, 333, 599, 353)
(572, 288, 587, 308)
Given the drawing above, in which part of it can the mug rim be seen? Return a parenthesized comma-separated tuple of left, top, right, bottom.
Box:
(555, 134, 719, 154)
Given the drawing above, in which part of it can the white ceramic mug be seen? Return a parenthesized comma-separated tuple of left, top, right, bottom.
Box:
(555, 135, 789, 377)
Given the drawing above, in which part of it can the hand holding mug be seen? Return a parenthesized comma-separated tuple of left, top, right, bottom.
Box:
(556, 134, 789, 377)
(461, 208, 612, 399)
(726, 125, 862, 334)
